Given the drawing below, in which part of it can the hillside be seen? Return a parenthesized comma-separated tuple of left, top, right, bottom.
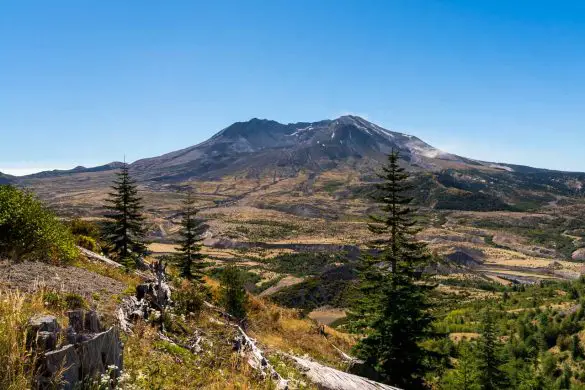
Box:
(5, 116, 585, 388)
(0, 172, 13, 184)
(12, 116, 585, 294)
(16, 116, 585, 213)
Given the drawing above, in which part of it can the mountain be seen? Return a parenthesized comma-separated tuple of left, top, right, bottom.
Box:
(129, 115, 495, 181)
(14, 115, 585, 213)
(23, 162, 125, 179)
(0, 172, 14, 185)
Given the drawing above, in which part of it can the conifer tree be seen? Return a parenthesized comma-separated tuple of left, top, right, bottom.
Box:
(103, 163, 147, 268)
(175, 189, 206, 281)
(478, 310, 508, 390)
(348, 150, 436, 388)
(221, 265, 247, 320)
(442, 343, 480, 390)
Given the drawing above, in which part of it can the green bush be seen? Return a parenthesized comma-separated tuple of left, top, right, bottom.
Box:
(67, 218, 101, 239)
(75, 235, 99, 252)
(174, 280, 207, 316)
(0, 185, 78, 263)
(43, 291, 87, 310)
(67, 219, 102, 252)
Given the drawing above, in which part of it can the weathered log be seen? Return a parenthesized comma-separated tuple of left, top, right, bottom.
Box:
(203, 301, 288, 389)
(77, 247, 151, 279)
(233, 324, 289, 390)
(158, 331, 205, 354)
(285, 354, 401, 390)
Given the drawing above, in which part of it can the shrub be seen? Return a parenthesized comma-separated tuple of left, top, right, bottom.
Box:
(43, 291, 88, 310)
(0, 185, 78, 263)
(67, 218, 101, 239)
(174, 280, 207, 317)
(75, 235, 99, 252)
(64, 293, 88, 310)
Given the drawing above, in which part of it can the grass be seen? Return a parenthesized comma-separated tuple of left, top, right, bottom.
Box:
(123, 321, 278, 389)
(246, 295, 355, 369)
(0, 289, 67, 389)
(0, 290, 37, 389)
(73, 256, 142, 289)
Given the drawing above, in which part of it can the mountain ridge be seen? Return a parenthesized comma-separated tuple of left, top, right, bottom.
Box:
(11, 116, 585, 190)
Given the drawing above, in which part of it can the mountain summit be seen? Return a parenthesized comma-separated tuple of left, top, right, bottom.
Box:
(130, 116, 468, 181)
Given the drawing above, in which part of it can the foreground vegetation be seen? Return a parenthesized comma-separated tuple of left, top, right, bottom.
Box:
(0, 185, 78, 263)
(5, 155, 585, 389)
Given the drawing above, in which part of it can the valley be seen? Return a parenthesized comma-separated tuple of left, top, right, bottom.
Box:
(11, 116, 585, 325)
(4, 115, 585, 388)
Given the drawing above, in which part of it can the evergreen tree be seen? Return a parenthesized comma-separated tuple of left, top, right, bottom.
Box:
(220, 265, 247, 320)
(442, 343, 480, 390)
(478, 310, 508, 390)
(348, 150, 436, 388)
(103, 163, 147, 268)
(175, 189, 206, 281)
(571, 334, 584, 361)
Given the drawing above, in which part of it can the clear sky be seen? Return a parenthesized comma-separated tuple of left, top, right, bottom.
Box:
(2, 0, 585, 175)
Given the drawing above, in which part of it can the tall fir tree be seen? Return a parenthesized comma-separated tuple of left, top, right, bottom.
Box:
(221, 265, 247, 320)
(348, 150, 436, 388)
(442, 343, 480, 390)
(175, 189, 206, 281)
(103, 163, 147, 268)
(478, 310, 508, 390)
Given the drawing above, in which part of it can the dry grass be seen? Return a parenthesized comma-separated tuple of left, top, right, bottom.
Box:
(246, 295, 355, 368)
(449, 333, 480, 343)
(308, 308, 347, 326)
(123, 321, 278, 390)
(0, 289, 55, 389)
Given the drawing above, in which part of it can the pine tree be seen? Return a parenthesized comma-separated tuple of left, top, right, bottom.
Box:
(478, 310, 508, 390)
(442, 343, 480, 390)
(571, 334, 584, 361)
(348, 150, 436, 388)
(175, 189, 206, 281)
(220, 265, 247, 320)
(103, 163, 147, 268)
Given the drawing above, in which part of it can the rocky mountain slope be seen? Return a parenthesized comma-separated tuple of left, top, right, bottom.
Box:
(128, 115, 473, 181)
(11, 115, 585, 217)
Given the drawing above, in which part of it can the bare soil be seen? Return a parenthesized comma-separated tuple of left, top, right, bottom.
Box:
(0, 260, 127, 308)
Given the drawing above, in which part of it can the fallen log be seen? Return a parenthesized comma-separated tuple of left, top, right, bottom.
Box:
(285, 354, 401, 390)
(203, 302, 288, 389)
(77, 247, 151, 279)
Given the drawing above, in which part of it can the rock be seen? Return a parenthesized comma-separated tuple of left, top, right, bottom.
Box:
(445, 251, 481, 267)
(29, 315, 60, 333)
(35, 331, 57, 352)
(43, 345, 80, 390)
(572, 248, 585, 261)
(78, 327, 123, 379)
(67, 309, 102, 333)
(29, 310, 123, 389)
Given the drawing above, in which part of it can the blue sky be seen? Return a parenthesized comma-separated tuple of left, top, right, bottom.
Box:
(1, 0, 585, 175)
